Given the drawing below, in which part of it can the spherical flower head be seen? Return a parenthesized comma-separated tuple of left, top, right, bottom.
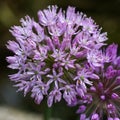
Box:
(6, 5, 107, 107)
(77, 44, 120, 119)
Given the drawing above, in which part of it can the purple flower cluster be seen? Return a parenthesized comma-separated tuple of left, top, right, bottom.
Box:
(6, 6, 120, 120)
(77, 44, 120, 120)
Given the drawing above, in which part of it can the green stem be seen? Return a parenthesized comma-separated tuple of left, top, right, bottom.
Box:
(76, 116, 80, 120)
(44, 107, 52, 120)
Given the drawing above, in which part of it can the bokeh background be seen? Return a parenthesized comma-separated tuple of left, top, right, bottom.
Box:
(0, 0, 120, 120)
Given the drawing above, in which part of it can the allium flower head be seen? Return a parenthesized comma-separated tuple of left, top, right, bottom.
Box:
(77, 44, 120, 120)
(6, 6, 107, 107)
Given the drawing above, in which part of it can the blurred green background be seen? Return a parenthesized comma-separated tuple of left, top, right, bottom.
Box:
(0, 0, 120, 120)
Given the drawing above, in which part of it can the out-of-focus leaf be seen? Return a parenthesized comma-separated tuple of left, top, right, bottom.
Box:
(0, 3, 17, 26)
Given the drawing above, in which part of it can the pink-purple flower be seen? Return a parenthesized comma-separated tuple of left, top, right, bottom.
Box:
(7, 5, 120, 120)
(76, 44, 120, 120)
